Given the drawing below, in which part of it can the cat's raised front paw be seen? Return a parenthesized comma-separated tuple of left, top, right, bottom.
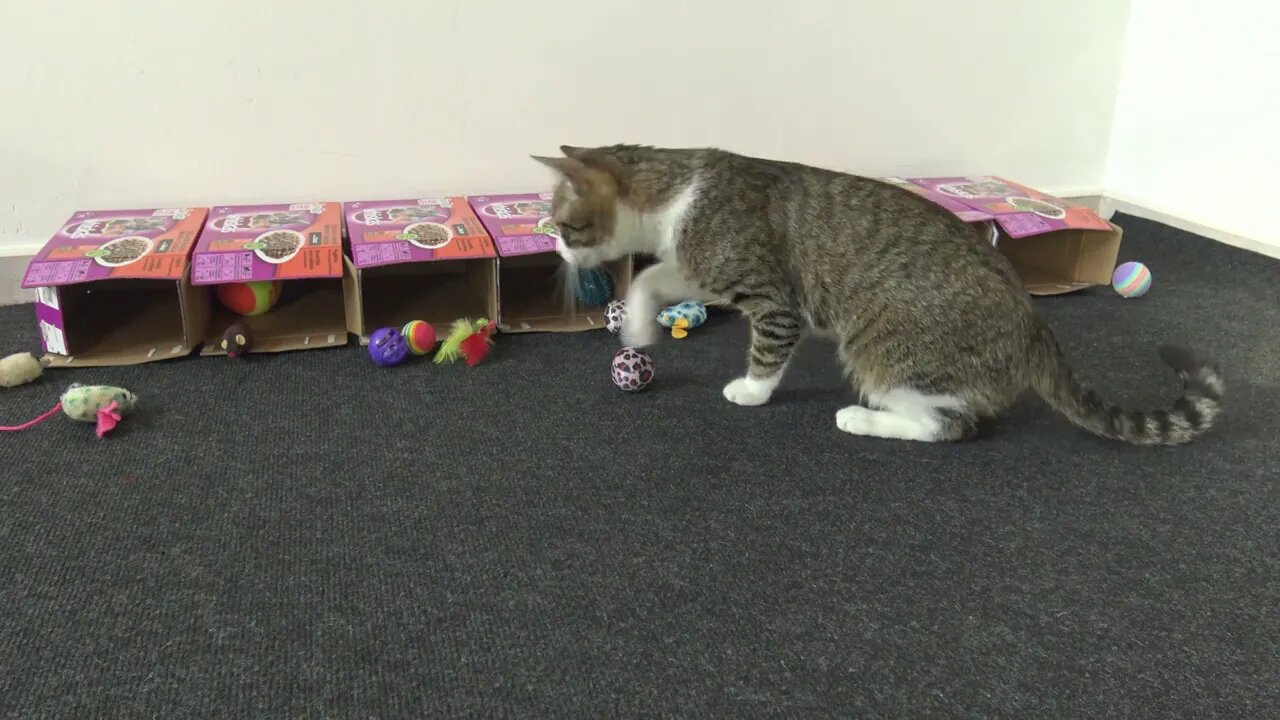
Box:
(621, 315, 658, 348)
(722, 376, 774, 407)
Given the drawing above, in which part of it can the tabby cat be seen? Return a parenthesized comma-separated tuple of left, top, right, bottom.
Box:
(533, 145, 1224, 444)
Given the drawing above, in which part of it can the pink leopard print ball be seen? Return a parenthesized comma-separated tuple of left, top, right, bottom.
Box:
(604, 299, 627, 334)
(611, 346, 654, 392)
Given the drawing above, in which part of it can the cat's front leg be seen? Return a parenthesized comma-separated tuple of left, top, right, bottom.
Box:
(723, 306, 803, 407)
(621, 261, 696, 347)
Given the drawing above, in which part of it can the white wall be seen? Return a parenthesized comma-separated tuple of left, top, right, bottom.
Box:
(1105, 0, 1280, 249)
(0, 0, 1131, 254)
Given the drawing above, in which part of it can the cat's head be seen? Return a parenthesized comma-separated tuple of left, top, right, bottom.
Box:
(532, 146, 625, 268)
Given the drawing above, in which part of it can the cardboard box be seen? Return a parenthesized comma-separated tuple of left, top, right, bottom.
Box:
(467, 193, 630, 332)
(882, 176, 1122, 295)
(192, 202, 348, 354)
(21, 207, 211, 367)
(343, 197, 498, 344)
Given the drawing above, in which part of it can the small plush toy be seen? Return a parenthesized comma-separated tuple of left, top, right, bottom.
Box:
(604, 300, 627, 334)
(576, 268, 614, 306)
(216, 280, 282, 316)
(1, 384, 137, 438)
(369, 327, 410, 367)
(612, 346, 654, 392)
(220, 323, 252, 358)
(657, 301, 707, 338)
(1112, 261, 1151, 298)
(435, 318, 497, 366)
(0, 352, 48, 388)
(402, 320, 438, 355)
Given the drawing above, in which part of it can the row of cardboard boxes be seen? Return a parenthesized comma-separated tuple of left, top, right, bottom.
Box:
(20, 179, 1123, 367)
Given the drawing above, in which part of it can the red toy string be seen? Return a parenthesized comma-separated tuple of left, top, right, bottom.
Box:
(0, 402, 62, 432)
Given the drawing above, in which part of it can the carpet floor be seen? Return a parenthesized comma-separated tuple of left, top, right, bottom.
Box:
(0, 213, 1276, 718)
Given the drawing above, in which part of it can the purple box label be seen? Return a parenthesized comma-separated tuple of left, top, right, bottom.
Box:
(467, 193, 559, 257)
(191, 202, 344, 284)
(20, 208, 208, 288)
(345, 197, 496, 268)
(885, 177, 1113, 239)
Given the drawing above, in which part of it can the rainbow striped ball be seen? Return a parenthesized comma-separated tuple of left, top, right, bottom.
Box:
(401, 320, 437, 355)
(1112, 261, 1152, 298)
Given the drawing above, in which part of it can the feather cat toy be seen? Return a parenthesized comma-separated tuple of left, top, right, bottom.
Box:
(434, 318, 497, 367)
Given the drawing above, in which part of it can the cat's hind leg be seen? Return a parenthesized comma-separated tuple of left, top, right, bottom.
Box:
(835, 387, 978, 442)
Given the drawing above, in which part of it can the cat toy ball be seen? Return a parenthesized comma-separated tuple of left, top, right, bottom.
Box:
(402, 320, 438, 355)
(216, 280, 282, 316)
(576, 269, 614, 306)
(612, 346, 654, 392)
(605, 300, 627, 333)
(1, 384, 137, 438)
(1112, 261, 1151, 298)
(369, 327, 410, 367)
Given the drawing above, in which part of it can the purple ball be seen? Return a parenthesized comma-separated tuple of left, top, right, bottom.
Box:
(369, 327, 410, 367)
(611, 346, 654, 392)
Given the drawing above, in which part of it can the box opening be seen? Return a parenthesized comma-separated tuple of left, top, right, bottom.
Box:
(997, 224, 1121, 295)
(357, 259, 497, 341)
(57, 279, 186, 358)
(203, 277, 348, 354)
(498, 255, 629, 332)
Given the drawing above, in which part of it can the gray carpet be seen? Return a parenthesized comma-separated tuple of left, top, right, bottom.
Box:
(0, 213, 1276, 718)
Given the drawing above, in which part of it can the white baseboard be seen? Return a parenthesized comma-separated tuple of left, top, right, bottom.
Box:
(0, 252, 36, 307)
(1098, 193, 1279, 260)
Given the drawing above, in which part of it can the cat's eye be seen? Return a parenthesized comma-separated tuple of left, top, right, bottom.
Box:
(235, 334, 246, 345)
(560, 222, 590, 233)
(220, 339, 228, 350)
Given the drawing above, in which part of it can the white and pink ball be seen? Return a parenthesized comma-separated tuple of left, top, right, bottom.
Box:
(605, 299, 627, 334)
(611, 346, 654, 392)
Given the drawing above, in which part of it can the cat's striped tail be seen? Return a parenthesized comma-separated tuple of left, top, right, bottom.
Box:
(1028, 325, 1225, 446)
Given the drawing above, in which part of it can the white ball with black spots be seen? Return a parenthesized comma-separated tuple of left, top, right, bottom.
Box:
(611, 346, 654, 392)
(605, 299, 627, 334)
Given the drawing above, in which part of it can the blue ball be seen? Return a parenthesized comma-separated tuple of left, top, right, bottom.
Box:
(575, 268, 614, 306)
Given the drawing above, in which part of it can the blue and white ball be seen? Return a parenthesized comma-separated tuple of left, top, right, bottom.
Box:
(575, 268, 614, 306)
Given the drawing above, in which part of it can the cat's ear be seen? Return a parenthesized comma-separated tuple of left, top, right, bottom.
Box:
(560, 145, 589, 159)
(531, 154, 582, 175)
(532, 154, 590, 193)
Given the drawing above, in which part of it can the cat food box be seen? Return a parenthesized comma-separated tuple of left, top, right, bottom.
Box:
(343, 197, 498, 344)
(21, 207, 211, 366)
(467, 192, 630, 333)
(192, 202, 349, 355)
(882, 176, 1121, 295)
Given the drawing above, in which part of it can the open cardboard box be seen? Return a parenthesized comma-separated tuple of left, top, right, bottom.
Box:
(343, 197, 498, 343)
(192, 202, 349, 355)
(882, 176, 1121, 295)
(21, 207, 211, 367)
(467, 193, 631, 332)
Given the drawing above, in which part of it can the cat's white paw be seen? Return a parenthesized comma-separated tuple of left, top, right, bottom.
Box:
(722, 376, 774, 407)
(621, 314, 659, 348)
(836, 405, 875, 434)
